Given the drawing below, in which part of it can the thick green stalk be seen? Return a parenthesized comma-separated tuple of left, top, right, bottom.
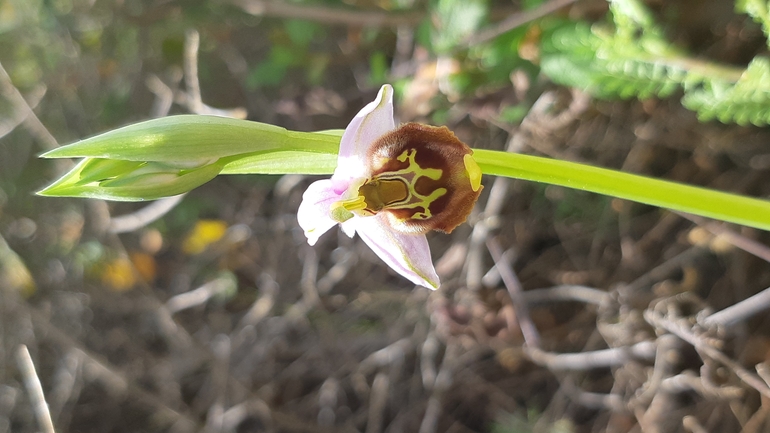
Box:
(473, 149, 770, 231)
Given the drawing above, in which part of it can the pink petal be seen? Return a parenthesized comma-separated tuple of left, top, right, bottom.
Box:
(297, 179, 344, 246)
(335, 85, 396, 180)
(351, 215, 440, 289)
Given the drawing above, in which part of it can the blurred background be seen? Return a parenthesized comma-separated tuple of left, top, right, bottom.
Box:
(2, 0, 770, 432)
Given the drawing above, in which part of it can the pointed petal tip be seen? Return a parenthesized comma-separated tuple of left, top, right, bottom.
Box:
(401, 267, 440, 290)
(377, 84, 393, 104)
(336, 84, 396, 168)
(422, 277, 440, 290)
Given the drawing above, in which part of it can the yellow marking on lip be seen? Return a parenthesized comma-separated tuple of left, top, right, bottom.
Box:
(360, 148, 447, 220)
(336, 147, 451, 224)
(463, 154, 482, 192)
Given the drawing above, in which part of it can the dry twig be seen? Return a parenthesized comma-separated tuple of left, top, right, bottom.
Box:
(522, 285, 609, 305)
(462, 0, 577, 47)
(487, 237, 541, 348)
(626, 246, 706, 292)
(0, 62, 58, 150)
(527, 341, 656, 371)
(676, 213, 770, 263)
(16, 345, 55, 433)
(645, 308, 770, 399)
(108, 194, 186, 233)
(700, 286, 770, 329)
(230, 0, 423, 27)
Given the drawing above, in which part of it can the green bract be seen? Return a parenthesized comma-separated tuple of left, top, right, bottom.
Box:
(39, 115, 342, 201)
(39, 158, 226, 201)
(40, 115, 341, 162)
(39, 114, 770, 232)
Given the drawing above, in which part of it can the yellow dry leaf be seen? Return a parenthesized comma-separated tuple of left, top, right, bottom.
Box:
(140, 228, 163, 254)
(130, 252, 157, 283)
(400, 55, 460, 119)
(0, 253, 36, 297)
(0, 235, 36, 297)
(182, 219, 228, 255)
(100, 257, 136, 292)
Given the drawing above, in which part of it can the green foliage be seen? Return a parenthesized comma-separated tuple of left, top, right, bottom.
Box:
(368, 51, 389, 86)
(540, 0, 770, 126)
(737, 0, 770, 44)
(246, 19, 329, 89)
(682, 57, 770, 125)
(498, 104, 529, 124)
(246, 45, 300, 89)
(429, 0, 489, 53)
(428, 6, 544, 104)
(540, 18, 696, 99)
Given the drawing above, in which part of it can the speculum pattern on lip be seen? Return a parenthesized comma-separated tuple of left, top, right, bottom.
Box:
(363, 122, 483, 234)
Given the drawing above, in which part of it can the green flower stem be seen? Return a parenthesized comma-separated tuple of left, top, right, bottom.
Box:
(473, 149, 770, 231)
(38, 115, 770, 231)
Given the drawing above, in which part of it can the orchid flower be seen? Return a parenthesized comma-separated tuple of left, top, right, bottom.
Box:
(297, 85, 483, 289)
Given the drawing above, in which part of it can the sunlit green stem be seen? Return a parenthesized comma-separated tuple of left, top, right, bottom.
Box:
(473, 149, 770, 231)
(37, 114, 770, 231)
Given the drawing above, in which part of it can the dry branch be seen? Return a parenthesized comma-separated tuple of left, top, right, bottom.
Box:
(230, 0, 423, 27)
(527, 341, 656, 371)
(488, 238, 541, 348)
(700, 286, 770, 329)
(16, 345, 55, 433)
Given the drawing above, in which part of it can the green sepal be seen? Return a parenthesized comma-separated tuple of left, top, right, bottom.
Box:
(40, 115, 342, 162)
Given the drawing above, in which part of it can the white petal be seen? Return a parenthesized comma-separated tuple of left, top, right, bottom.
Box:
(353, 215, 440, 289)
(297, 179, 343, 246)
(340, 220, 356, 238)
(335, 85, 396, 180)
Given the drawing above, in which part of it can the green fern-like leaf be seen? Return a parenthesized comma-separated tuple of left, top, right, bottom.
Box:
(683, 57, 770, 126)
(539, 0, 767, 126)
(540, 21, 690, 100)
(737, 0, 770, 45)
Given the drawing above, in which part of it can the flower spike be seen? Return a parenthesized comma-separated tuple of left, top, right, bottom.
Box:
(297, 85, 483, 289)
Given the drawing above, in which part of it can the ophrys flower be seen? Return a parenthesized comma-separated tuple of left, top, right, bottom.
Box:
(297, 85, 482, 289)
